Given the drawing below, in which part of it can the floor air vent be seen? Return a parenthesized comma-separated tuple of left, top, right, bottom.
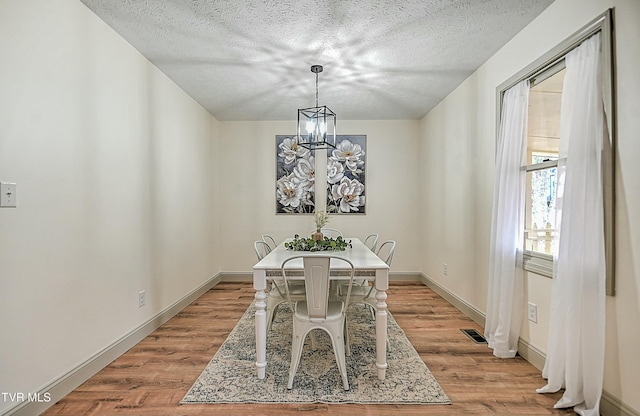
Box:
(461, 329, 487, 344)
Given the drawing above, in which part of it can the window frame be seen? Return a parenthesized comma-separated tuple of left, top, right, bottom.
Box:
(495, 9, 616, 295)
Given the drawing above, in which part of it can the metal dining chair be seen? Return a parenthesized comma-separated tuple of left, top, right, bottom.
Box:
(376, 240, 396, 266)
(254, 240, 305, 331)
(351, 234, 379, 288)
(254, 240, 271, 260)
(363, 233, 379, 252)
(338, 240, 396, 352)
(338, 240, 396, 316)
(262, 234, 277, 250)
(281, 255, 355, 390)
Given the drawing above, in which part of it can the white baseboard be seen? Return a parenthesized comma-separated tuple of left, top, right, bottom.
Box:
(3, 274, 222, 416)
(601, 391, 640, 416)
(419, 274, 486, 327)
(517, 338, 546, 371)
(220, 272, 252, 282)
(389, 272, 423, 281)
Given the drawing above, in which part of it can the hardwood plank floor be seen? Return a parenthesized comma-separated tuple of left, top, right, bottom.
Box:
(43, 281, 572, 415)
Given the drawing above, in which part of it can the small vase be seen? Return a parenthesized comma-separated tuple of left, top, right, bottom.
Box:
(312, 229, 323, 241)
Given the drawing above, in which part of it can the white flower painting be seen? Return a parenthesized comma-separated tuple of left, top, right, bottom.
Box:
(327, 135, 366, 214)
(276, 135, 315, 214)
(276, 135, 365, 214)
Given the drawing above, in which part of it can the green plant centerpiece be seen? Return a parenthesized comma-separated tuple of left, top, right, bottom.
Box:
(285, 234, 352, 252)
(314, 210, 330, 230)
(312, 210, 330, 241)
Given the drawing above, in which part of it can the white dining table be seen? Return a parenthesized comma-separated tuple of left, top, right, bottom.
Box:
(252, 237, 390, 381)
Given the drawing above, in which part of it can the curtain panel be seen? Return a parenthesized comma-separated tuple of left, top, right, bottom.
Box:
(485, 80, 529, 359)
(536, 33, 606, 416)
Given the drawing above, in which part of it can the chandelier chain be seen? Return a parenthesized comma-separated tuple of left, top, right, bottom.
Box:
(315, 71, 319, 108)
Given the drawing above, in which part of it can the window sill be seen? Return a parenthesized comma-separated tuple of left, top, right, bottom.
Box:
(523, 251, 553, 278)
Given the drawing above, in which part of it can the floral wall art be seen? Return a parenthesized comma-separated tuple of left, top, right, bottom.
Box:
(275, 135, 366, 215)
(276, 135, 315, 214)
(327, 135, 366, 214)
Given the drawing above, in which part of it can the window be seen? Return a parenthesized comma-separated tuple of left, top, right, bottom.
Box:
(496, 10, 615, 294)
(522, 68, 564, 273)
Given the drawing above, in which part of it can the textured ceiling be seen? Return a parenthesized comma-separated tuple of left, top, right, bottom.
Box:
(79, 0, 554, 121)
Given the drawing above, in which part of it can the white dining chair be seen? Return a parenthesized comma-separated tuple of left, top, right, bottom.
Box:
(351, 234, 379, 288)
(376, 240, 396, 266)
(363, 233, 379, 252)
(254, 240, 305, 331)
(262, 234, 277, 250)
(338, 240, 396, 352)
(308, 228, 342, 238)
(281, 255, 354, 390)
(338, 240, 396, 316)
(254, 240, 271, 260)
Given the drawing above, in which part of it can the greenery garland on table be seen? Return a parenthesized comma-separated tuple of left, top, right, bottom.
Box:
(285, 234, 352, 251)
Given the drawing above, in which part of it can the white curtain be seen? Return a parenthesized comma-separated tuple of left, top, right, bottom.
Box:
(485, 80, 528, 358)
(536, 33, 606, 416)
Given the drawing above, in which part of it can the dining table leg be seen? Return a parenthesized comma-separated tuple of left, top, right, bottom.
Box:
(254, 271, 268, 379)
(375, 271, 389, 380)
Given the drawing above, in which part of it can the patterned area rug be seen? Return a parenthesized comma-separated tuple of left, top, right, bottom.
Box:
(181, 301, 451, 405)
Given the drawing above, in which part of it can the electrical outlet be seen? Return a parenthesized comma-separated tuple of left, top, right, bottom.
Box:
(138, 290, 146, 308)
(528, 302, 537, 323)
(443, 263, 448, 276)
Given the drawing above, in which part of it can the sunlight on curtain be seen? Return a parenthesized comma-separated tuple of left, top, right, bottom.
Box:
(485, 80, 528, 358)
(536, 33, 606, 416)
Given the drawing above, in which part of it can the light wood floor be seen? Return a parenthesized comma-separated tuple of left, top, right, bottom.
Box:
(43, 281, 572, 415)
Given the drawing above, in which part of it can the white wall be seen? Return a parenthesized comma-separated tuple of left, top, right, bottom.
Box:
(0, 1, 219, 413)
(419, 0, 640, 412)
(217, 120, 422, 274)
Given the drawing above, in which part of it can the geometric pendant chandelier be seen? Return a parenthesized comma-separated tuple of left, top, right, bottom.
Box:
(297, 64, 336, 150)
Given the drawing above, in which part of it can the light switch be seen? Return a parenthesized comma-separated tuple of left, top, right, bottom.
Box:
(0, 182, 17, 207)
